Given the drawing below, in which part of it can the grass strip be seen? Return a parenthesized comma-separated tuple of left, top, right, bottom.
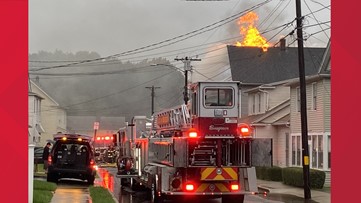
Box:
(89, 186, 116, 203)
(33, 180, 57, 203)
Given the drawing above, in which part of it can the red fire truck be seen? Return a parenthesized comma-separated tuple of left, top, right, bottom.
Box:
(116, 81, 258, 203)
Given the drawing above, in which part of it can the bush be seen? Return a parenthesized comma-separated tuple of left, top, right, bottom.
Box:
(256, 166, 282, 181)
(282, 167, 325, 189)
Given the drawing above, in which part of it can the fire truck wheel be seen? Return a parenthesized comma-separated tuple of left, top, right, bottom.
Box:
(222, 195, 244, 203)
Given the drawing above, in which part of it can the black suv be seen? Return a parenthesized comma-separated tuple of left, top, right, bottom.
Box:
(47, 133, 96, 184)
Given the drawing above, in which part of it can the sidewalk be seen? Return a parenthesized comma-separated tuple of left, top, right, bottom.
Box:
(257, 179, 331, 203)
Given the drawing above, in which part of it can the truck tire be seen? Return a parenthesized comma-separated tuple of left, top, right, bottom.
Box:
(46, 172, 58, 183)
(222, 195, 244, 203)
(88, 176, 95, 185)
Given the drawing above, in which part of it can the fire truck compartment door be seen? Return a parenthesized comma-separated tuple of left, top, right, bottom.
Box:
(251, 138, 273, 167)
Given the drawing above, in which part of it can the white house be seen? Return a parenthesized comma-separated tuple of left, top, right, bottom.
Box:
(30, 80, 67, 147)
(240, 80, 291, 167)
(286, 40, 331, 186)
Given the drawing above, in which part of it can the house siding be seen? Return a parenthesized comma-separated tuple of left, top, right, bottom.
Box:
(307, 81, 325, 132)
(322, 79, 331, 132)
(268, 86, 290, 111)
(290, 79, 330, 133)
(275, 127, 289, 167)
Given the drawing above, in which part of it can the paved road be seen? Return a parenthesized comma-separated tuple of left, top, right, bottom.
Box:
(102, 167, 285, 203)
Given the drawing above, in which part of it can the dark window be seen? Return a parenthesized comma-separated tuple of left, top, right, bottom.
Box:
(204, 88, 233, 107)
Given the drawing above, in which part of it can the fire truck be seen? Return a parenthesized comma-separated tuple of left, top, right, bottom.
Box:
(116, 81, 258, 203)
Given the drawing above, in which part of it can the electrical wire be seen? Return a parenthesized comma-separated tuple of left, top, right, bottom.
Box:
(30, 0, 273, 72)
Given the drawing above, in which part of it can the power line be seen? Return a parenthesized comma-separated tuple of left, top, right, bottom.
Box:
(29, 0, 273, 72)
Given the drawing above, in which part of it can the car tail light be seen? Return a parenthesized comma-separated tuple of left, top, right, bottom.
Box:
(48, 155, 52, 165)
(231, 184, 239, 191)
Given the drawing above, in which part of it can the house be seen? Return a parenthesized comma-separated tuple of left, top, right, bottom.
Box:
(227, 43, 325, 117)
(228, 40, 331, 186)
(239, 80, 292, 167)
(285, 40, 331, 186)
(30, 80, 67, 147)
(28, 90, 44, 145)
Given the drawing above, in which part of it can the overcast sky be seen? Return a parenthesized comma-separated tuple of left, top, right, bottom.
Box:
(29, 0, 330, 81)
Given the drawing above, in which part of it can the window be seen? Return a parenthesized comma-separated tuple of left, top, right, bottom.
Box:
(310, 135, 324, 169)
(192, 92, 197, 115)
(286, 133, 289, 166)
(204, 88, 233, 107)
(318, 135, 323, 169)
(296, 87, 301, 112)
(291, 135, 302, 167)
(292, 136, 296, 165)
(296, 136, 301, 165)
(252, 94, 256, 114)
(312, 83, 317, 110)
(328, 135, 331, 169)
(258, 93, 262, 113)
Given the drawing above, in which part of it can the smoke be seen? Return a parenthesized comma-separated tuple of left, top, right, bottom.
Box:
(192, 43, 231, 82)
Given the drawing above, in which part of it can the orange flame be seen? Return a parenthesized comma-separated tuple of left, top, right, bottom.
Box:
(235, 12, 270, 52)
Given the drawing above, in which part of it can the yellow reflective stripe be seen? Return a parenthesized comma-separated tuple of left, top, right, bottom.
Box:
(196, 183, 209, 192)
(201, 168, 215, 180)
(215, 183, 229, 192)
(224, 168, 238, 180)
(213, 174, 225, 180)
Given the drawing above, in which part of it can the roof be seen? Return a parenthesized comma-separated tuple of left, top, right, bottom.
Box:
(318, 40, 331, 74)
(239, 99, 290, 126)
(30, 80, 60, 106)
(227, 46, 326, 84)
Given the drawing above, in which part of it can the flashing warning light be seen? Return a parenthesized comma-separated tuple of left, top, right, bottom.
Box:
(188, 128, 198, 138)
(105, 136, 110, 140)
(185, 184, 194, 191)
(96, 137, 101, 141)
(77, 138, 82, 141)
(62, 137, 67, 141)
(231, 184, 239, 191)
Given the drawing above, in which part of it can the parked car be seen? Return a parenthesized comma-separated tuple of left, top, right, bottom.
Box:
(47, 133, 97, 184)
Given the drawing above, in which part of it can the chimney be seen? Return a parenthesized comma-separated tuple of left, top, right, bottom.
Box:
(280, 38, 286, 51)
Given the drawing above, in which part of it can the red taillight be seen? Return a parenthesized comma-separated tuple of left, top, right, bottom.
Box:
(96, 137, 100, 141)
(238, 123, 251, 137)
(231, 184, 239, 191)
(185, 184, 194, 191)
(188, 128, 198, 138)
(48, 155, 52, 165)
(89, 159, 97, 170)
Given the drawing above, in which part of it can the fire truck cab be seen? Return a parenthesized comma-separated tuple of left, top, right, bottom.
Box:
(116, 81, 258, 203)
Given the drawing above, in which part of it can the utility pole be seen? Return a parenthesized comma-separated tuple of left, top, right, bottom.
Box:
(295, 0, 311, 199)
(145, 85, 160, 116)
(174, 57, 201, 105)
